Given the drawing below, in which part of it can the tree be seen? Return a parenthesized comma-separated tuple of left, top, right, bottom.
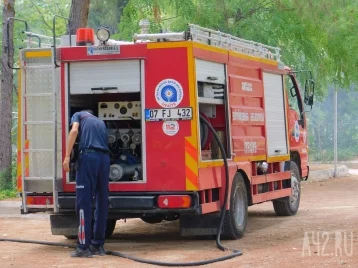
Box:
(68, 0, 90, 34)
(88, 0, 128, 36)
(18, 0, 70, 36)
(0, 0, 15, 188)
(118, 0, 358, 96)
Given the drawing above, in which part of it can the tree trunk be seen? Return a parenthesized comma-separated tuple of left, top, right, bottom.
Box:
(68, 0, 91, 34)
(0, 0, 15, 188)
(116, 0, 128, 24)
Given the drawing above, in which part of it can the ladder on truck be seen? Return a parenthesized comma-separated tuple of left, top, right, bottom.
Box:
(133, 22, 283, 64)
(19, 42, 60, 213)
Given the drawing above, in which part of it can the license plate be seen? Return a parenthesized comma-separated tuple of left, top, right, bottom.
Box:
(145, 107, 193, 121)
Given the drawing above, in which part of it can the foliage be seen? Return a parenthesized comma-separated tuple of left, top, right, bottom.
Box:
(0, 0, 127, 54)
(88, 0, 128, 38)
(0, 168, 12, 190)
(0, 0, 16, 189)
(0, 156, 17, 191)
(117, 0, 358, 162)
(307, 86, 358, 162)
(0, 158, 17, 199)
(3, 0, 355, 94)
(0, 189, 17, 200)
(0, 0, 70, 48)
(118, 0, 358, 96)
(309, 148, 357, 162)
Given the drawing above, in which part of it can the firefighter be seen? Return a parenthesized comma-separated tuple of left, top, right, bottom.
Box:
(62, 109, 110, 258)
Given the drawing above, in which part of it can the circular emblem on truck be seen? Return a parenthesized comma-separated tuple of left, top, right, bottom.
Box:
(294, 120, 300, 142)
(155, 79, 183, 108)
(162, 121, 179, 136)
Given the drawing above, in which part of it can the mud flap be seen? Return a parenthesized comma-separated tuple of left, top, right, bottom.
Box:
(50, 214, 78, 237)
(179, 213, 222, 236)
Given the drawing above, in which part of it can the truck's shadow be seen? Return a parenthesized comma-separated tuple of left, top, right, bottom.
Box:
(104, 210, 290, 243)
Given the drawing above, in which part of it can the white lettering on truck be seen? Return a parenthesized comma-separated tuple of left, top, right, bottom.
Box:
(233, 111, 264, 122)
(250, 112, 265, 122)
(233, 111, 249, 121)
(244, 141, 257, 154)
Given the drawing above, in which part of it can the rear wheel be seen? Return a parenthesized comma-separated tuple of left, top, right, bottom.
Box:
(104, 219, 116, 238)
(272, 161, 301, 216)
(141, 216, 163, 224)
(64, 235, 77, 239)
(222, 173, 248, 239)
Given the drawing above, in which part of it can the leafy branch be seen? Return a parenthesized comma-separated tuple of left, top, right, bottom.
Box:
(236, 0, 275, 22)
(28, 0, 52, 31)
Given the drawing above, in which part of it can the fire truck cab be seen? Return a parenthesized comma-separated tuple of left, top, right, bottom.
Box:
(13, 18, 314, 239)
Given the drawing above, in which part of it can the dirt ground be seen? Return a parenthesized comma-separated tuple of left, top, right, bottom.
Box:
(1, 176, 357, 268)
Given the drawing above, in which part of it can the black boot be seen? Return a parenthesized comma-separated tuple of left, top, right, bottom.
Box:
(71, 247, 93, 258)
(90, 244, 106, 256)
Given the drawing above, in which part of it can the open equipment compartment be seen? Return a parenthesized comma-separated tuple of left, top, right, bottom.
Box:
(67, 59, 145, 183)
(196, 59, 231, 162)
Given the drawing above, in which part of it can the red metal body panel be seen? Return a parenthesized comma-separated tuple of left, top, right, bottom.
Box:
(143, 47, 192, 191)
(198, 164, 237, 191)
(252, 188, 291, 204)
(61, 45, 193, 192)
(56, 40, 309, 210)
(201, 201, 221, 214)
(288, 108, 309, 177)
(228, 63, 266, 160)
(228, 53, 278, 71)
(193, 46, 228, 63)
(192, 44, 296, 207)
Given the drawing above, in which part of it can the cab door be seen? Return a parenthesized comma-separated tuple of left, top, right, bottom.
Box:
(284, 74, 309, 177)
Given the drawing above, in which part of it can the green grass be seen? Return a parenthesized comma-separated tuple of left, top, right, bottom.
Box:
(0, 189, 17, 200)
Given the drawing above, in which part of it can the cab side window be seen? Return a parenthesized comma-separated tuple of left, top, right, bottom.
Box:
(284, 75, 301, 116)
(284, 75, 303, 122)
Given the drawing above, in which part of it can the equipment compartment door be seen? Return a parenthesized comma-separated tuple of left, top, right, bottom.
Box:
(69, 60, 141, 94)
(263, 72, 288, 157)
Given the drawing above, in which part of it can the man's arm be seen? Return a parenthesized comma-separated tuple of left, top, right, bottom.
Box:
(62, 122, 79, 172)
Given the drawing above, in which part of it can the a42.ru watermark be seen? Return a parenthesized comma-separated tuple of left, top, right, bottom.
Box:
(302, 231, 355, 257)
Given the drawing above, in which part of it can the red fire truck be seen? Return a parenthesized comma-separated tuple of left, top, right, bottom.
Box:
(12, 18, 314, 239)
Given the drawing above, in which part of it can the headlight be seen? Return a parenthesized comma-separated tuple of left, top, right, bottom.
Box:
(97, 27, 110, 42)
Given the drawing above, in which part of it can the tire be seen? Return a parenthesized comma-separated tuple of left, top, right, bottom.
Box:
(105, 219, 116, 238)
(272, 161, 301, 216)
(64, 235, 77, 240)
(222, 173, 248, 240)
(141, 216, 163, 224)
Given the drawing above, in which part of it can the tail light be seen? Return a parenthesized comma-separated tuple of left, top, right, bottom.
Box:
(157, 195, 191, 209)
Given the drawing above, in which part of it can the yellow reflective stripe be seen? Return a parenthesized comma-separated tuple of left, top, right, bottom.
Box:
(25, 51, 52, 58)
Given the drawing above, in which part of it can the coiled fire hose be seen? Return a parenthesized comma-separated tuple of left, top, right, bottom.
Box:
(0, 114, 243, 266)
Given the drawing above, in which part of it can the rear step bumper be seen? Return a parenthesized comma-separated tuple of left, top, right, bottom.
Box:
(56, 192, 200, 216)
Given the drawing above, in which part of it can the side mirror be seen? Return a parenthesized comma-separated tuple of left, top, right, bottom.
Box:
(304, 79, 315, 107)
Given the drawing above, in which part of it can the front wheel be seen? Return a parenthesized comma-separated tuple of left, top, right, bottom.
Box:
(272, 161, 301, 216)
(222, 173, 248, 239)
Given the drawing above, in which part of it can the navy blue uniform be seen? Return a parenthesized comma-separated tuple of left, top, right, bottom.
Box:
(70, 111, 110, 250)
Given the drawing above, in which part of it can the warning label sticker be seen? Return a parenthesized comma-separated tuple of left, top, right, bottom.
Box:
(87, 45, 120, 56)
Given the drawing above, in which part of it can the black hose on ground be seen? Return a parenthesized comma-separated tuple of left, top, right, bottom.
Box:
(0, 114, 242, 266)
